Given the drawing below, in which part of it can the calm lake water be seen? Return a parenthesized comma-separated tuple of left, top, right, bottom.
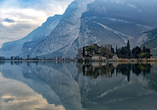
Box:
(0, 61, 157, 110)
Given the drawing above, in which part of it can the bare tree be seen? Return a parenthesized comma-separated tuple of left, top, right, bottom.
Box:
(76, 48, 83, 59)
(101, 46, 114, 59)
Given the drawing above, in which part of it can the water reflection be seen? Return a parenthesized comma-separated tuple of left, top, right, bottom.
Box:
(0, 61, 157, 110)
(81, 62, 152, 81)
(83, 63, 115, 79)
(0, 69, 65, 110)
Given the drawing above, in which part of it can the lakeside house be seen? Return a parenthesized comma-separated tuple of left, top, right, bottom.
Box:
(82, 43, 117, 62)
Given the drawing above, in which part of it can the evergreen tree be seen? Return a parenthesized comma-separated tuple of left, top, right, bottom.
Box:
(27, 55, 30, 60)
(116, 46, 118, 54)
(126, 40, 131, 58)
(127, 40, 130, 51)
(146, 48, 150, 53)
(143, 46, 146, 53)
(132, 46, 141, 58)
(111, 45, 114, 53)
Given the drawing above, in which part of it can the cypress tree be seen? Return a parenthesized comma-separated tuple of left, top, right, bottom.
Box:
(143, 46, 146, 53)
(127, 40, 131, 58)
(127, 40, 130, 51)
(116, 46, 118, 54)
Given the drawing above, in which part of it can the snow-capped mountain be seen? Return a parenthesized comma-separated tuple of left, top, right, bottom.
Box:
(0, 15, 62, 57)
(1, 0, 157, 58)
(22, 0, 157, 58)
(23, 0, 95, 58)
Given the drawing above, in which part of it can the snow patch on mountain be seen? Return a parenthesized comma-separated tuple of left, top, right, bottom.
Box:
(93, 21, 133, 43)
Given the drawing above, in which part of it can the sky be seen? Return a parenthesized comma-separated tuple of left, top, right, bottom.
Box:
(0, 0, 74, 48)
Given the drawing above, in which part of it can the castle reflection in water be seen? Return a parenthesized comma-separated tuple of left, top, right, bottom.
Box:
(81, 62, 152, 81)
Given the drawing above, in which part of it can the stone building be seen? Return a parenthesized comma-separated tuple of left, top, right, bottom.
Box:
(82, 43, 116, 61)
(83, 43, 101, 57)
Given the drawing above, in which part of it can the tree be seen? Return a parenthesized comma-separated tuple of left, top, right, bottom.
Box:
(132, 46, 141, 58)
(32, 56, 39, 60)
(117, 47, 131, 58)
(11, 56, 14, 60)
(101, 46, 114, 58)
(139, 52, 152, 58)
(142, 46, 151, 53)
(143, 46, 146, 53)
(146, 48, 150, 53)
(14, 56, 20, 60)
(27, 55, 30, 60)
(76, 48, 83, 59)
(127, 40, 131, 58)
(87, 47, 96, 51)
(117, 40, 131, 58)
(111, 45, 115, 53)
(127, 40, 130, 51)
(116, 46, 118, 54)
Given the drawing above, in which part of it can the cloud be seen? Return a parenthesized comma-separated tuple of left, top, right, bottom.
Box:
(0, 0, 74, 48)
(3, 18, 15, 23)
(111, 0, 126, 4)
(127, 4, 137, 9)
(0, 72, 66, 110)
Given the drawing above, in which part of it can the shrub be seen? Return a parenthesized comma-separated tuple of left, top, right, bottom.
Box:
(139, 52, 152, 58)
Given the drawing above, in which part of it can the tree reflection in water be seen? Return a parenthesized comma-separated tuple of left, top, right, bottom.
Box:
(81, 62, 152, 81)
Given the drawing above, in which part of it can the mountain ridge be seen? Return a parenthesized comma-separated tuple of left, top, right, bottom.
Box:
(0, 14, 62, 57)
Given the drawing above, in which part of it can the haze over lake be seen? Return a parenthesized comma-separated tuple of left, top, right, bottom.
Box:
(0, 61, 157, 110)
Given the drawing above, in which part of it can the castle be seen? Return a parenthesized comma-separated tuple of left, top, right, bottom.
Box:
(82, 43, 117, 61)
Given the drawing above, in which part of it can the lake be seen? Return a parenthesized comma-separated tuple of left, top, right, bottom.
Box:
(0, 61, 157, 110)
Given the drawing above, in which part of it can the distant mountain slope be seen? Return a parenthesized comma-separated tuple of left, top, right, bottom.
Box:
(19, 15, 62, 58)
(137, 27, 157, 55)
(137, 28, 157, 46)
(0, 15, 62, 57)
(25, 0, 157, 58)
(142, 38, 157, 56)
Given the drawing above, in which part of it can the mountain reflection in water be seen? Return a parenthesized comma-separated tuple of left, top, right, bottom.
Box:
(0, 61, 157, 110)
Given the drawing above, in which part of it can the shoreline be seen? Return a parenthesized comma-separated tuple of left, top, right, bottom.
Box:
(116, 58, 157, 62)
(79, 58, 157, 63)
(0, 58, 157, 63)
(0, 59, 77, 62)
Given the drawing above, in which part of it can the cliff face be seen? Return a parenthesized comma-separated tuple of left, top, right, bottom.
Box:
(137, 28, 157, 46)
(138, 28, 157, 55)
(24, 0, 95, 58)
(0, 15, 62, 57)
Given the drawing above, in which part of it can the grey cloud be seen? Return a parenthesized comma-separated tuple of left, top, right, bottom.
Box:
(0, 23, 3, 27)
(3, 18, 15, 23)
(0, 22, 38, 47)
(3, 98, 15, 103)
(0, 0, 74, 47)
